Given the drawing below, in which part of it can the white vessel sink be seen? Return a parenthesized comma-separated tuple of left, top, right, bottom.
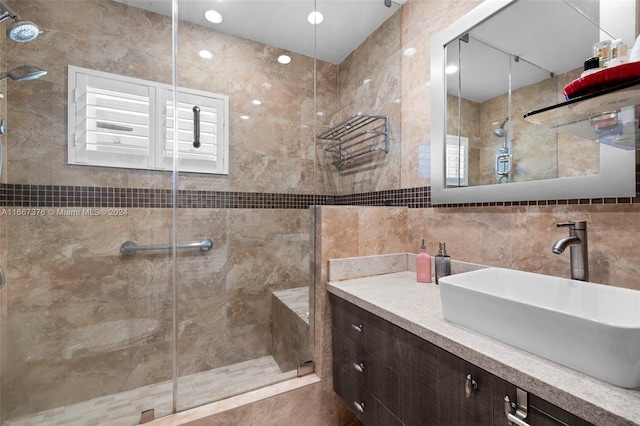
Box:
(439, 267, 640, 388)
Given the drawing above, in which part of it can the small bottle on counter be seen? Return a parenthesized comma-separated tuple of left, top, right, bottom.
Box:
(416, 239, 432, 283)
(434, 242, 451, 285)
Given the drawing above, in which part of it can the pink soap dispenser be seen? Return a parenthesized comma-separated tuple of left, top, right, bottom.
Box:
(416, 239, 432, 283)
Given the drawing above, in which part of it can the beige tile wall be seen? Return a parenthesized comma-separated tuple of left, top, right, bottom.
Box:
(6, 0, 321, 194)
(2, 0, 317, 418)
(409, 204, 640, 291)
(400, 0, 483, 189)
(319, 12, 402, 195)
(313, 205, 411, 379)
(2, 206, 312, 419)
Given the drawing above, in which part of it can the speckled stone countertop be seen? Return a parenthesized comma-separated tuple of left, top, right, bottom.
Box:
(326, 255, 640, 426)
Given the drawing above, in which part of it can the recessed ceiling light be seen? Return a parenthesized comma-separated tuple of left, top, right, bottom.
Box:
(278, 55, 292, 64)
(445, 64, 458, 74)
(363, 78, 372, 84)
(307, 11, 323, 25)
(240, 115, 250, 120)
(199, 50, 213, 59)
(403, 47, 417, 57)
(252, 99, 262, 105)
(317, 111, 325, 116)
(205, 9, 223, 24)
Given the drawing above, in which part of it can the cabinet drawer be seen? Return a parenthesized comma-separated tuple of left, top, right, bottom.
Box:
(333, 360, 404, 426)
(331, 294, 369, 347)
(331, 294, 412, 373)
(333, 326, 400, 414)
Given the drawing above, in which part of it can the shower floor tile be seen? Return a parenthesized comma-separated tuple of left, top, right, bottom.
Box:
(5, 355, 294, 426)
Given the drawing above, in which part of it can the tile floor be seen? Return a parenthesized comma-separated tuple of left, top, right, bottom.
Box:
(5, 356, 295, 426)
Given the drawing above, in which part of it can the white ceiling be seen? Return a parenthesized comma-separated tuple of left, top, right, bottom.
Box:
(114, 0, 403, 64)
(115, 0, 635, 102)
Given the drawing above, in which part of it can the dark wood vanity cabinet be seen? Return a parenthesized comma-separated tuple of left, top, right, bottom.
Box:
(330, 294, 593, 426)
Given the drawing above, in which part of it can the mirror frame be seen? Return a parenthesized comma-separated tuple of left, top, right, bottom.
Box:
(430, 0, 636, 204)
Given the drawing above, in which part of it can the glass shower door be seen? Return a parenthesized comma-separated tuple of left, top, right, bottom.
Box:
(0, 0, 324, 422)
(172, 0, 317, 411)
(0, 0, 177, 424)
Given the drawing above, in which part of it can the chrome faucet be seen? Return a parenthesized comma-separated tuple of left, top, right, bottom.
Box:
(552, 221, 589, 281)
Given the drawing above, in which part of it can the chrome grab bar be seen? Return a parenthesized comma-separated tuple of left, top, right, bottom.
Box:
(120, 238, 213, 255)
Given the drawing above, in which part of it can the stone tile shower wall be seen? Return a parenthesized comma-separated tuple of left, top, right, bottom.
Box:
(8, 0, 321, 193)
(318, 11, 402, 196)
(1, 0, 315, 419)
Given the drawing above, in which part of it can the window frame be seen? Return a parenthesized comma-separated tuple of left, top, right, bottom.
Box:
(67, 65, 229, 175)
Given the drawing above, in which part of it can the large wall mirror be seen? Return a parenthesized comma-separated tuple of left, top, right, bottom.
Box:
(430, 0, 638, 203)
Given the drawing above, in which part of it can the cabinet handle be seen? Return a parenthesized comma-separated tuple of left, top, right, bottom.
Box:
(353, 401, 365, 413)
(504, 391, 530, 426)
(352, 362, 364, 373)
(465, 374, 478, 398)
(351, 324, 363, 332)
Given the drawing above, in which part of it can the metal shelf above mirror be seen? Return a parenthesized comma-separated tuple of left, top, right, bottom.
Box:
(524, 79, 640, 150)
(317, 113, 389, 168)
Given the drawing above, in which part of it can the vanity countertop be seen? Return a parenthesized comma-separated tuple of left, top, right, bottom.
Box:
(327, 270, 640, 426)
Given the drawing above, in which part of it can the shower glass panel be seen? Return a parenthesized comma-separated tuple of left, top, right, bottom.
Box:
(0, 0, 177, 424)
(0, 0, 319, 423)
(173, 0, 317, 411)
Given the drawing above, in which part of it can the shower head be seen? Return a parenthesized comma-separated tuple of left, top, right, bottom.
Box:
(7, 19, 40, 42)
(0, 65, 47, 82)
(493, 116, 509, 138)
(0, 1, 41, 42)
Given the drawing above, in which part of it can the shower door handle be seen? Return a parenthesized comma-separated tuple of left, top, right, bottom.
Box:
(193, 106, 201, 148)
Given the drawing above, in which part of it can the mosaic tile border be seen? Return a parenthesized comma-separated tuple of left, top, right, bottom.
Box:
(430, 197, 639, 208)
(1, 183, 639, 209)
(0, 184, 328, 209)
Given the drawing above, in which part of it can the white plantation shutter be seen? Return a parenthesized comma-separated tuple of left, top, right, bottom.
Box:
(68, 66, 228, 175)
(71, 72, 153, 168)
(446, 135, 468, 187)
(161, 90, 227, 174)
